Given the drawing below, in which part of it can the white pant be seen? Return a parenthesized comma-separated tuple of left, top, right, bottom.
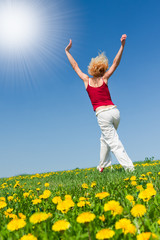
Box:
(96, 107, 134, 171)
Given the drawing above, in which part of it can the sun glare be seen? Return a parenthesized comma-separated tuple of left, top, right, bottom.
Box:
(0, 4, 40, 53)
(0, 0, 79, 86)
(0, 1, 42, 56)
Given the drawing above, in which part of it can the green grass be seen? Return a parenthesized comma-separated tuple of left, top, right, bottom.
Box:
(0, 160, 160, 240)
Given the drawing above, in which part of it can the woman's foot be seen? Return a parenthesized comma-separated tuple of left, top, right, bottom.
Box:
(97, 166, 104, 172)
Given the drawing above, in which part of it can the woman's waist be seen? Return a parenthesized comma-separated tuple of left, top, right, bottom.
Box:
(95, 105, 117, 116)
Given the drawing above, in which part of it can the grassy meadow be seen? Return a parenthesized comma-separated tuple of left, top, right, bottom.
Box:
(0, 160, 160, 240)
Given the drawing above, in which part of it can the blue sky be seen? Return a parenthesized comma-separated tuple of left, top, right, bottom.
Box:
(0, 0, 160, 178)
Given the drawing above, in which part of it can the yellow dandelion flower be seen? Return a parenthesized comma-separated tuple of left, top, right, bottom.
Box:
(0, 201, 7, 209)
(77, 201, 86, 207)
(146, 183, 154, 189)
(36, 188, 40, 191)
(77, 201, 91, 207)
(79, 197, 86, 201)
(7, 196, 14, 201)
(39, 190, 51, 199)
(0, 197, 6, 201)
(130, 176, 136, 181)
(126, 195, 134, 202)
(7, 213, 18, 219)
(141, 174, 146, 177)
(18, 213, 26, 219)
(7, 218, 26, 231)
(52, 196, 62, 204)
(124, 178, 129, 181)
(20, 233, 37, 240)
(136, 185, 144, 192)
(44, 183, 49, 187)
(115, 218, 136, 235)
(76, 212, 95, 223)
(104, 200, 123, 216)
(6, 208, 13, 213)
(131, 181, 137, 186)
(52, 220, 70, 232)
(29, 212, 52, 224)
(96, 229, 115, 239)
(137, 232, 158, 240)
(138, 190, 151, 202)
(157, 219, 160, 225)
(57, 199, 74, 213)
(99, 215, 105, 222)
(32, 199, 42, 205)
(91, 182, 96, 187)
(131, 204, 146, 217)
(95, 192, 110, 200)
(65, 195, 72, 200)
(146, 172, 152, 176)
(82, 183, 88, 189)
(23, 192, 29, 198)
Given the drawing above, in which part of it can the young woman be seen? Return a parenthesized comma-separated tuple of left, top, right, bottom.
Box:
(65, 34, 134, 172)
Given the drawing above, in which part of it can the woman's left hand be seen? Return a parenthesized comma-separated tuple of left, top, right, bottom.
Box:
(120, 34, 127, 46)
(65, 39, 72, 52)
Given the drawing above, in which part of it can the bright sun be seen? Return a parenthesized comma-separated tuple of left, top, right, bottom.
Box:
(0, 0, 77, 85)
(0, 2, 41, 55)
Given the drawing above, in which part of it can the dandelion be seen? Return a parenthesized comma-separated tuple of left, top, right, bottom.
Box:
(91, 182, 96, 187)
(23, 192, 29, 198)
(20, 233, 37, 240)
(131, 204, 146, 217)
(82, 183, 88, 189)
(115, 218, 136, 235)
(32, 199, 42, 205)
(130, 176, 136, 181)
(29, 212, 52, 224)
(0, 201, 7, 209)
(96, 229, 115, 239)
(124, 178, 129, 181)
(52, 220, 70, 232)
(18, 213, 26, 219)
(76, 212, 95, 223)
(95, 192, 110, 200)
(52, 196, 62, 204)
(77, 201, 86, 207)
(7, 219, 26, 231)
(44, 183, 49, 187)
(65, 195, 72, 200)
(126, 195, 134, 202)
(104, 200, 123, 216)
(131, 181, 137, 186)
(79, 197, 86, 201)
(99, 215, 105, 222)
(7, 196, 14, 201)
(0, 197, 6, 201)
(136, 185, 144, 192)
(39, 189, 51, 199)
(137, 232, 158, 240)
(57, 199, 74, 213)
(146, 172, 152, 176)
(157, 219, 160, 225)
(6, 208, 13, 213)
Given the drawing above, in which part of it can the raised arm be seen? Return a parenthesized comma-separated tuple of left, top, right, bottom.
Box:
(65, 39, 88, 84)
(103, 34, 127, 80)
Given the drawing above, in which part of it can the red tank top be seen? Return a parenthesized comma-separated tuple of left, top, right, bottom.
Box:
(86, 78, 114, 111)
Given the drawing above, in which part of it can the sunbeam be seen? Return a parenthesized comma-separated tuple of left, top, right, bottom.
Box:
(0, 0, 80, 87)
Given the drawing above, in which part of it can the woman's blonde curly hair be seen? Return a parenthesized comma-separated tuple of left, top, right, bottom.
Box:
(88, 52, 109, 77)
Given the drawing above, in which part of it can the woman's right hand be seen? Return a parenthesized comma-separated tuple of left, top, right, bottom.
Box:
(120, 34, 127, 47)
(65, 39, 72, 52)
